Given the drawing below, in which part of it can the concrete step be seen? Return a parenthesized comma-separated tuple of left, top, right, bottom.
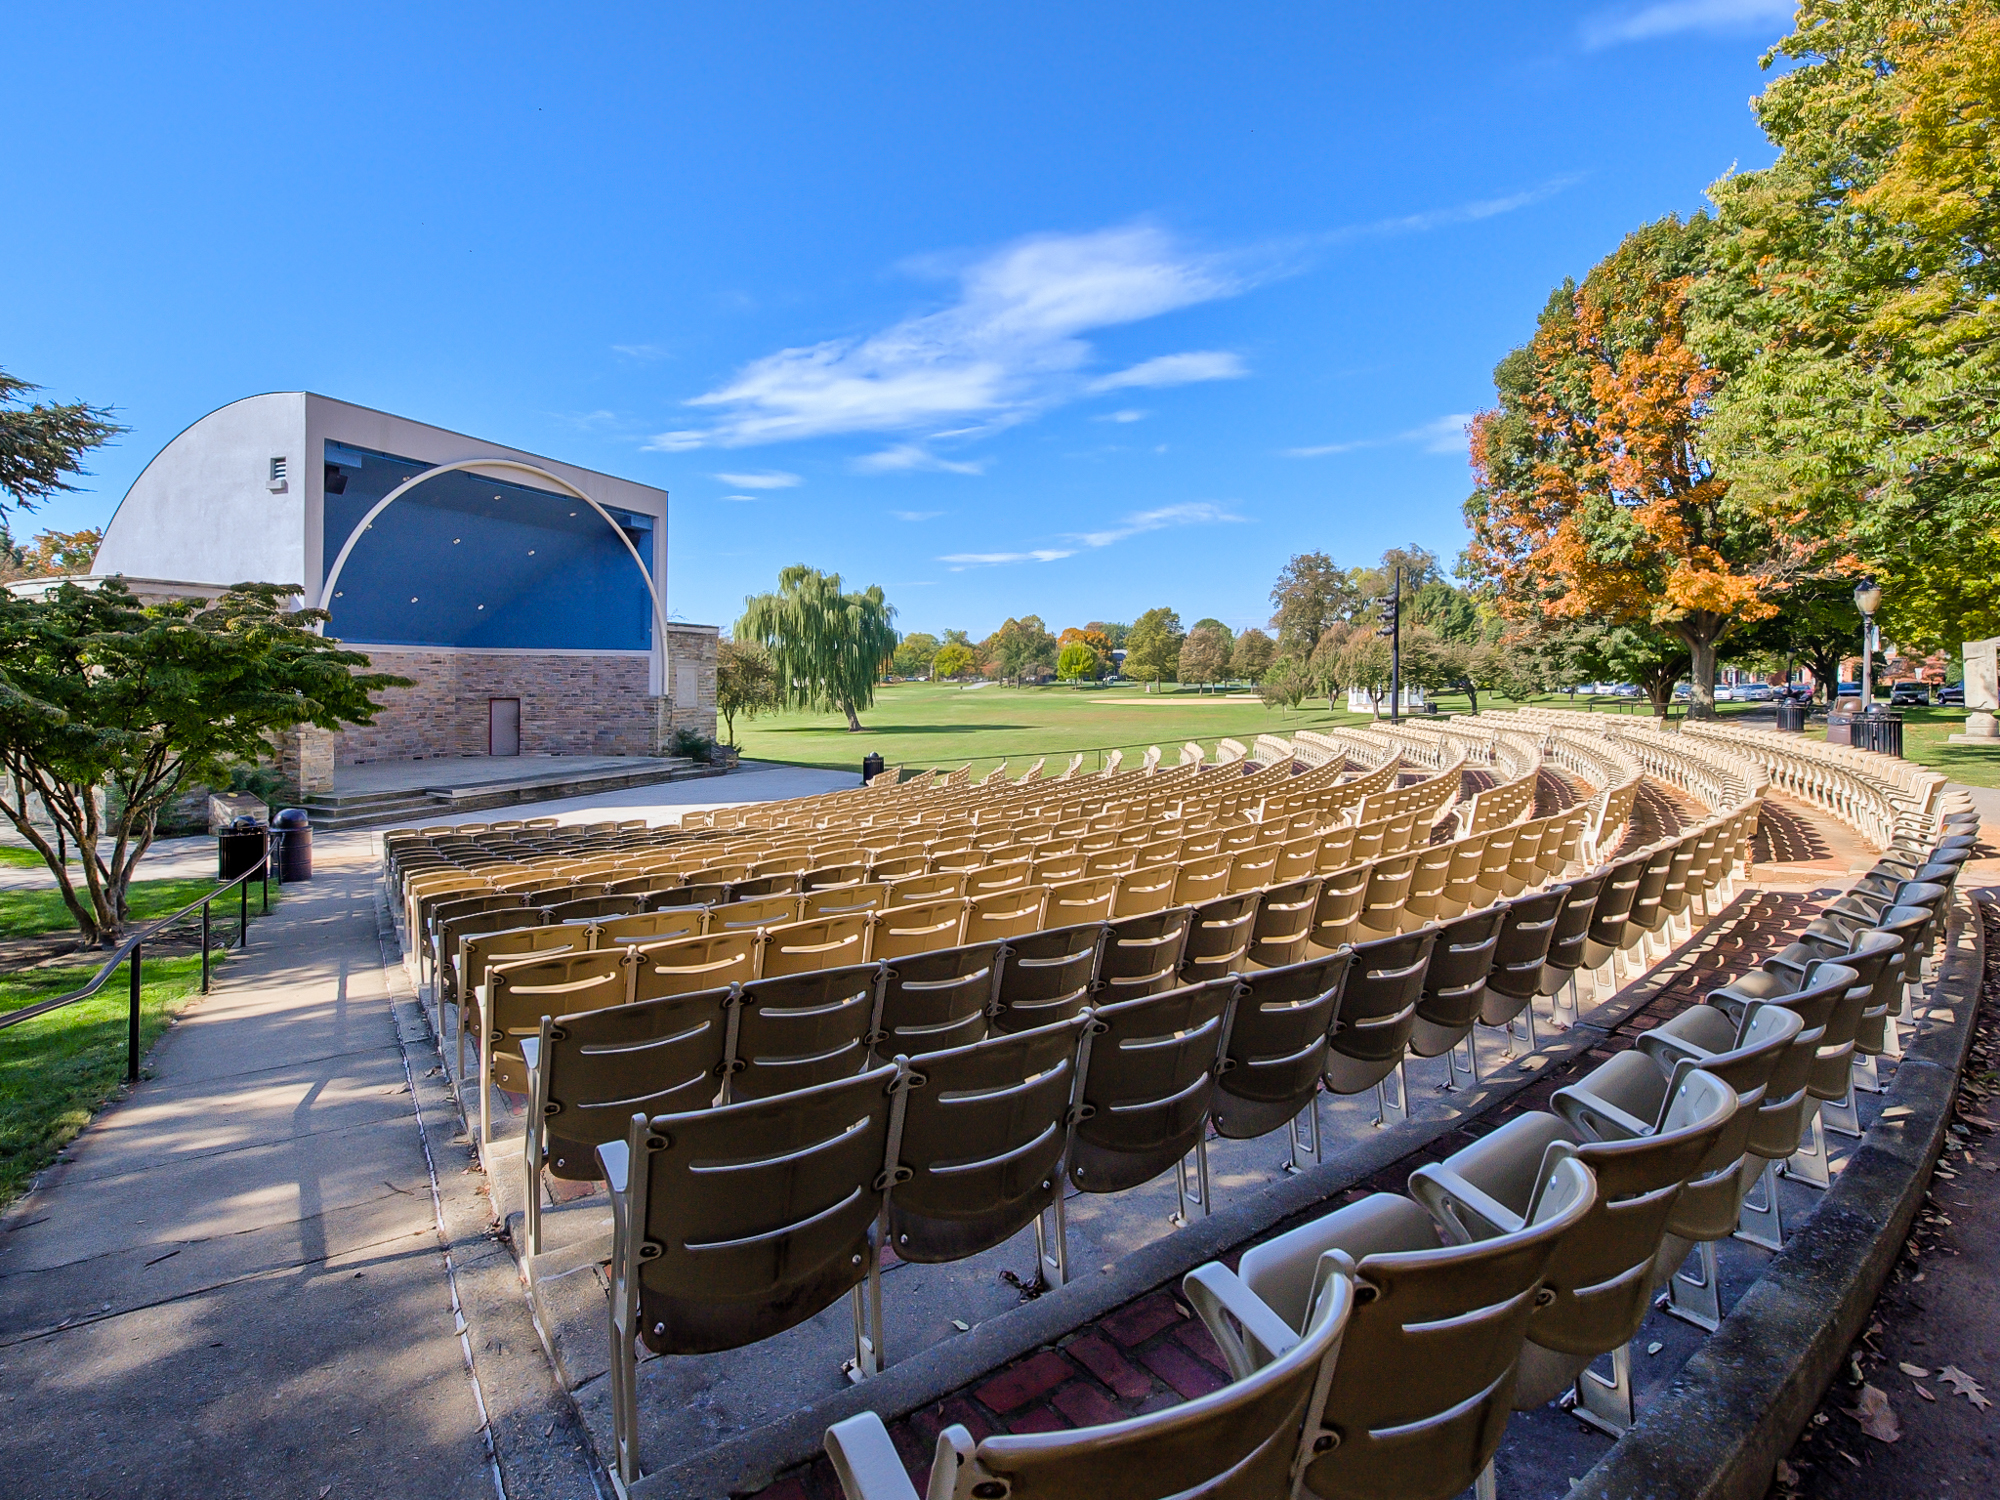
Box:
(296, 759, 725, 830)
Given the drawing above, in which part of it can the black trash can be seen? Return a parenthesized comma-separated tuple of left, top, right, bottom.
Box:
(1856, 710, 1905, 758)
(273, 807, 313, 881)
(861, 752, 885, 785)
(1774, 701, 1807, 733)
(217, 820, 268, 882)
(1825, 713, 1854, 747)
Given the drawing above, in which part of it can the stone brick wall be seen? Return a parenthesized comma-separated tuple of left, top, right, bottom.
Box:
(660, 624, 721, 742)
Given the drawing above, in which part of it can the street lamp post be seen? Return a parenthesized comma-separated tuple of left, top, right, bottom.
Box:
(1854, 577, 1883, 712)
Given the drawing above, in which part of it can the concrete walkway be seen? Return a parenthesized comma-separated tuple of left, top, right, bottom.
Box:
(0, 834, 593, 1500)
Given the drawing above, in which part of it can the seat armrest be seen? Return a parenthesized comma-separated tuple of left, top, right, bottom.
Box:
(1408, 1162, 1527, 1245)
(1552, 1082, 1657, 1143)
(824, 1412, 925, 1500)
(1184, 1262, 1304, 1379)
(1635, 1030, 1709, 1069)
(519, 1037, 540, 1073)
(597, 1139, 629, 1198)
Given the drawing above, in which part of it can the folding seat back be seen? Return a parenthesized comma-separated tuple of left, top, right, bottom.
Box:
(965, 886, 1050, 945)
(1044, 875, 1117, 927)
(1481, 886, 1568, 1026)
(1471, 826, 1518, 905)
(1579, 855, 1646, 970)
(1313, 824, 1359, 873)
(864, 897, 969, 965)
(487, 957, 631, 1134)
(887, 1015, 1090, 1264)
(729, 964, 886, 1102)
(1408, 904, 1506, 1060)
(882, 871, 967, 907)
(1503, 821, 1546, 896)
(1850, 928, 1909, 1057)
(460, 922, 582, 1010)
(1541, 870, 1607, 993)
(1307, 861, 1372, 955)
(1097, 906, 1195, 999)
(1246, 877, 1324, 971)
(1181, 890, 1262, 984)
(542, 893, 645, 926)
(1031, 852, 1089, 885)
(1271, 833, 1323, 886)
(629, 931, 760, 1002)
(1203, 1166, 1594, 1500)
(706, 893, 805, 936)
(967, 858, 1035, 897)
(1542, 811, 1586, 879)
(605, 871, 690, 897)
(1623, 844, 1677, 944)
(799, 882, 890, 922)
(607, 1065, 902, 1395)
(800, 863, 869, 893)
(1355, 852, 1419, 938)
(724, 873, 803, 903)
(1067, 979, 1235, 1194)
(867, 854, 929, 882)
(527, 986, 729, 1193)
(829, 1261, 1355, 1500)
(1401, 842, 1455, 926)
(748, 851, 813, 879)
(761, 913, 873, 979)
(681, 861, 751, 888)
(1137, 834, 1184, 868)
(1210, 951, 1352, 1141)
(1173, 854, 1234, 908)
(1798, 939, 1897, 1100)
(1111, 862, 1177, 918)
(875, 940, 1004, 1058)
(435, 901, 535, 1003)
(929, 846, 988, 873)
(993, 922, 1103, 1033)
(593, 907, 706, 949)
(1323, 928, 1438, 1095)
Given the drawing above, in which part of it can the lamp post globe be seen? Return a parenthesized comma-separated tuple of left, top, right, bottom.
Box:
(1854, 577, 1881, 711)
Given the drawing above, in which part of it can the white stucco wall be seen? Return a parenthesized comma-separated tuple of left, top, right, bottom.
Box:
(95, 392, 309, 588)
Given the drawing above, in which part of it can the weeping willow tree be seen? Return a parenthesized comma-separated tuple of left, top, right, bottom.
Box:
(736, 565, 898, 732)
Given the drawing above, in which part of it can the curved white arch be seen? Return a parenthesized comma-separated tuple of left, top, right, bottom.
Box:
(315, 458, 671, 690)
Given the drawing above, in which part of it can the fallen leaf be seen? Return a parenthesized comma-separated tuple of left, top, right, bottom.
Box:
(1939, 1367, 1992, 1409)
(951, 1319, 969, 1332)
(1846, 1384, 1901, 1442)
(1646, 1341, 1663, 1356)
(1899, 1363, 1931, 1377)
(1915, 1383, 1936, 1402)
(1882, 1106, 1914, 1119)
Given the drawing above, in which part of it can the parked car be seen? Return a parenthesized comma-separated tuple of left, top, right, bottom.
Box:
(1939, 683, 1965, 706)
(1889, 681, 1932, 707)
(1738, 684, 1776, 703)
(1780, 684, 1816, 703)
(1713, 685, 1735, 702)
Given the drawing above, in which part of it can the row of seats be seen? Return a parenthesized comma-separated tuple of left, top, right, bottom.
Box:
(805, 801, 1978, 1500)
(1683, 720, 1947, 848)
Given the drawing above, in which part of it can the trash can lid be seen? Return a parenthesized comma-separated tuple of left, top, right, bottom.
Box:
(227, 815, 261, 832)
(272, 808, 311, 828)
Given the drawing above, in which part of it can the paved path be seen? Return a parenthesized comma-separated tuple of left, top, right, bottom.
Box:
(0, 834, 589, 1500)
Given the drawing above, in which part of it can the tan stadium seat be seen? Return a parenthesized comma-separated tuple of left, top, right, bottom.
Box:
(881, 870, 967, 907)
(888, 1014, 1090, 1288)
(1096, 907, 1193, 1000)
(800, 862, 869, 892)
(589, 907, 706, 950)
(1401, 842, 1455, 927)
(1578, 852, 1647, 985)
(482, 954, 631, 1150)
(1312, 824, 1358, 873)
(1179, 828, 1226, 860)
(629, 931, 759, 1003)
(873, 899, 969, 960)
(1355, 852, 1419, 939)
(729, 964, 887, 1102)
(1111, 862, 1178, 918)
(798, 882, 889, 921)
(1324, 927, 1438, 1127)
(1030, 852, 1089, 885)
(1085, 846, 1141, 878)
(1067, 978, 1236, 1225)
(874, 940, 1004, 1057)
(604, 871, 691, 898)
(992, 922, 1103, 1033)
(601, 1064, 907, 1488)
(930, 846, 988, 874)
(761, 912, 873, 978)
(1225, 841, 1281, 894)
(1710, 954, 1873, 1175)
(825, 1256, 1355, 1500)
(1584, 1000, 1802, 1329)
(1045, 874, 1117, 926)
(1211, 951, 1353, 1168)
(1307, 862, 1371, 954)
(1181, 890, 1261, 984)
(1137, 833, 1184, 867)
(1172, 853, 1234, 908)
(1539, 869, 1608, 1017)
(723, 872, 803, 902)
(1478, 886, 1569, 1056)
(706, 892, 805, 936)
(430, 896, 532, 1003)
(866, 854, 928, 882)
(519, 987, 730, 1255)
(1247, 877, 1323, 970)
(457, 923, 586, 1079)
(964, 886, 1049, 945)
(1406, 904, 1507, 1089)
(1471, 826, 1518, 908)
(1272, 833, 1324, 885)
(1410, 1069, 1734, 1433)
(542, 893, 645, 926)
(966, 859, 1034, 897)
(1187, 1159, 1595, 1500)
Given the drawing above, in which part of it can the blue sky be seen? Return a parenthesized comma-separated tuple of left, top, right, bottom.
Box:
(3, 1, 1794, 639)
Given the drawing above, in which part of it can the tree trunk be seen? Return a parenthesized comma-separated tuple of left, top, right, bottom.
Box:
(1463, 679, 1480, 717)
(841, 699, 864, 732)
(1686, 633, 1719, 719)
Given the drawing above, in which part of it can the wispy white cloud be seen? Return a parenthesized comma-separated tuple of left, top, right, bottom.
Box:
(613, 343, 671, 361)
(851, 444, 989, 476)
(1087, 351, 1248, 393)
(1582, 0, 1791, 49)
(1096, 409, 1151, 423)
(1285, 413, 1473, 459)
(1324, 179, 1584, 244)
(939, 501, 1243, 571)
(938, 549, 1078, 569)
(712, 469, 801, 489)
(723, 494, 758, 503)
(653, 225, 1250, 451)
(891, 509, 945, 522)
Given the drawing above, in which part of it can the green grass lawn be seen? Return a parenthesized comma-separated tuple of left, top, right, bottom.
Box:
(730, 680, 1678, 777)
(0, 876, 255, 943)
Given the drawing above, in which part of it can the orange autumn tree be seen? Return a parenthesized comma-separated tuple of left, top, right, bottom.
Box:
(1464, 214, 1820, 719)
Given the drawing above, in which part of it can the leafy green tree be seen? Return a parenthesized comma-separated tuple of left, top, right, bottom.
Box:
(1353, 545, 1445, 610)
(715, 637, 778, 745)
(1257, 654, 1314, 711)
(1694, 0, 2000, 646)
(1178, 623, 1232, 692)
(1231, 627, 1277, 684)
(1722, 579, 1866, 702)
(1268, 552, 1359, 659)
(932, 642, 977, 680)
(1410, 579, 1481, 643)
(1330, 633, 1392, 717)
(0, 525, 103, 582)
(0, 581, 406, 943)
(1086, 620, 1130, 650)
(737, 565, 898, 732)
(982, 615, 1059, 684)
(891, 631, 940, 678)
(1056, 641, 1100, 682)
(942, 628, 973, 649)
(0, 371, 125, 517)
(1123, 607, 1185, 690)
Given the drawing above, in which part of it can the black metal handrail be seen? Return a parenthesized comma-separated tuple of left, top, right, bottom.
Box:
(0, 847, 276, 1082)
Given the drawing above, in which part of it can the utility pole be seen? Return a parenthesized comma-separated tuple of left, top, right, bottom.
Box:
(1378, 567, 1403, 723)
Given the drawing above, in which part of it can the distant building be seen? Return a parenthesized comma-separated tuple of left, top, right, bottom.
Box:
(90, 392, 715, 790)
